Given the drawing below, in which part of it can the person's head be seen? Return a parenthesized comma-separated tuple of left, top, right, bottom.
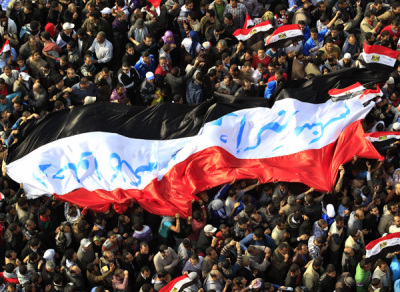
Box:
(360, 259, 372, 271)
(144, 35, 153, 46)
(326, 264, 336, 278)
(79, 77, 90, 90)
(324, 37, 334, 52)
(96, 31, 106, 44)
(257, 48, 265, 59)
(206, 9, 215, 22)
(195, 72, 203, 83)
(223, 74, 233, 87)
(242, 79, 253, 91)
(278, 242, 289, 255)
(310, 27, 318, 41)
(257, 63, 265, 74)
(159, 57, 168, 70)
(189, 254, 200, 265)
(393, 2, 400, 15)
(224, 13, 233, 26)
(377, 259, 388, 273)
(230, 0, 238, 8)
(89, 11, 101, 24)
(315, 236, 326, 247)
(142, 51, 150, 64)
(312, 258, 323, 270)
(184, 0, 193, 10)
(355, 208, 365, 220)
(275, 69, 284, 83)
(235, 276, 248, 288)
(276, 218, 286, 230)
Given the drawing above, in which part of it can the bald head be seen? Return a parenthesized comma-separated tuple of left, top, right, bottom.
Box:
(33, 83, 42, 92)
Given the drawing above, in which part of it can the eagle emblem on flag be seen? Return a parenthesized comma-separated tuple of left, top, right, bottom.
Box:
(278, 33, 287, 39)
(380, 241, 387, 249)
(371, 55, 380, 62)
(378, 135, 387, 141)
(250, 29, 257, 35)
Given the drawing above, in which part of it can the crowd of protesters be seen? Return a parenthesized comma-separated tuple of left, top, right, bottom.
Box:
(2, 0, 400, 291)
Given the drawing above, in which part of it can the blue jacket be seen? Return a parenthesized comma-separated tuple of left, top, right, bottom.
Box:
(134, 55, 156, 80)
(240, 233, 277, 251)
(391, 256, 400, 283)
(186, 79, 204, 105)
(303, 25, 311, 41)
(302, 28, 329, 56)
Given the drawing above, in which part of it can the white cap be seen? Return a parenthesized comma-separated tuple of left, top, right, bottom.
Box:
(43, 249, 55, 262)
(62, 22, 75, 30)
(19, 72, 30, 81)
(344, 53, 351, 59)
(83, 96, 96, 105)
(204, 224, 217, 233)
(394, 122, 400, 131)
(80, 238, 91, 247)
(100, 7, 111, 14)
(188, 272, 198, 280)
(146, 71, 154, 80)
(202, 41, 211, 50)
(388, 77, 395, 84)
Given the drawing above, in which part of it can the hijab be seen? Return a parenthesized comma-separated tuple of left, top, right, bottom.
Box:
(162, 30, 174, 44)
(189, 31, 200, 57)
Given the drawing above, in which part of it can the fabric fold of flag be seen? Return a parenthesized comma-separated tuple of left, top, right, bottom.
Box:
(147, 0, 161, 15)
(359, 43, 399, 73)
(233, 21, 273, 42)
(265, 24, 303, 49)
(365, 131, 400, 154)
(5, 70, 386, 217)
(0, 39, 10, 54)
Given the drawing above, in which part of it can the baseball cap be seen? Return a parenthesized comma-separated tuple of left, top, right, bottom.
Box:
(100, 7, 111, 14)
(62, 22, 75, 30)
(146, 72, 154, 80)
(93, 235, 101, 242)
(388, 77, 395, 84)
(344, 53, 351, 59)
(202, 41, 211, 50)
(393, 122, 400, 131)
(19, 72, 30, 81)
(204, 224, 217, 233)
(81, 238, 91, 247)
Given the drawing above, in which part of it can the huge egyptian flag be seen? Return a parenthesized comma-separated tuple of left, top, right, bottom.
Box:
(265, 24, 303, 49)
(6, 69, 386, 217)
(365, 232, 400, 263)
(359, 43, 399, 73)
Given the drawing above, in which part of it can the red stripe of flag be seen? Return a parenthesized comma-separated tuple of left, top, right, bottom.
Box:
(328, 82, 363, 96)
(364, 43, 399, 59)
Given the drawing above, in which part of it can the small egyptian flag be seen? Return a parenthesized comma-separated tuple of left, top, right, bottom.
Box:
(359, 43, 399, 73)
(265, 24, 304, 49)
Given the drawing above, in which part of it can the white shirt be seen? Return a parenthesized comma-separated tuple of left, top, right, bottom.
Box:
(89, 39, 113, 63)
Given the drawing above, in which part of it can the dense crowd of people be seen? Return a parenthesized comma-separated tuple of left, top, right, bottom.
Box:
(1, 0, 400, 291)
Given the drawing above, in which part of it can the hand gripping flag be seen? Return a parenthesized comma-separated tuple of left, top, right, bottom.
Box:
(6, 69, 386, 217)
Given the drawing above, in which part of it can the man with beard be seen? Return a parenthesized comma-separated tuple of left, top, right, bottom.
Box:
(338, 53, 355, 69)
